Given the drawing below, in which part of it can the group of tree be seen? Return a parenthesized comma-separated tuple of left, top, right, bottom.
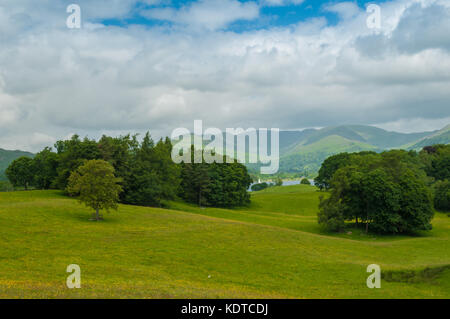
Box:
(317, 150, 435, 234)
(420, 145, 450, 211)
(300, 178, 311, 185)
(180, 148, 252, 207)
(6, 133, 253, 217)
(251, 182, 269, 192)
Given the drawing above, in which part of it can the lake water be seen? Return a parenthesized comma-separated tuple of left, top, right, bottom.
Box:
(249, 179, 315, 191)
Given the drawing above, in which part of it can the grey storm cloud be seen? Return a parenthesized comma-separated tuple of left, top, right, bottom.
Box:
(0, 0, 449, 152)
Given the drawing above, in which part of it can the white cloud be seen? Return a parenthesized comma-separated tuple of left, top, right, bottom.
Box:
(261, 0, 304, 7)
(142, 0, 260, 31)
(374, 117, 450, 134)
(0, 0, 449, 152)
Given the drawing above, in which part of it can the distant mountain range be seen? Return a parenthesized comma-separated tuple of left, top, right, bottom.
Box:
(0, 149, 34, 181)
(0, 124, 449, 181)
(253, 124, 450, 177)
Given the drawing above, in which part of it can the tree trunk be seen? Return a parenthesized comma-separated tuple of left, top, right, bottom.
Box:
(365, 201, 369, 234)
(355, 217, 359, 227)
(95, 209, 100, 221)
(366, 213, 369, 234)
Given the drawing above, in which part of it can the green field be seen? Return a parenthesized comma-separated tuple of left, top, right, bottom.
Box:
(0, 185, 449, 298)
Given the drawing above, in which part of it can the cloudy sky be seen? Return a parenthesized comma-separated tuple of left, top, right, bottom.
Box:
(0, 0, 449, 152)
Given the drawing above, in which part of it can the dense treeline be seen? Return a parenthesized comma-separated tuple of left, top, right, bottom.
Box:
(316, 145, 450, 234)
(420, 145, 450, 211)
(5, 133, 252, 208)
(180, 148, 252, 207)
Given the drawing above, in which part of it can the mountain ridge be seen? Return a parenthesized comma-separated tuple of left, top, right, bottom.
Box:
(0, 124, 449, 181)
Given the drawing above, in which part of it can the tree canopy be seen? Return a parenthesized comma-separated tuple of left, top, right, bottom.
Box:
(5, 156, 34, 190)
(5, 132, 253, 209)
(318, 150, 434, 234)
(67, 160, 122, 221)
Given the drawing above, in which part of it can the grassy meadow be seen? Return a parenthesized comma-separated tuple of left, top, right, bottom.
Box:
(0, 185, 449, 298)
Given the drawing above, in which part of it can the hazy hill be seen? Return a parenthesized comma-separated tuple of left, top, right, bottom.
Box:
(294, 125, 434, 150)
(1, 124, 449, 180)
(252, 124, 448, 177)
(406, 125, 450, 150)
(0, 148, 34, 180)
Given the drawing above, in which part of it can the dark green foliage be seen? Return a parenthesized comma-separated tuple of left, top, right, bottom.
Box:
(5, 156, 34, 190)
(32, 147, 59, 189)
(420, 144, 450, 181)
(434, 180, 450, 211)
(251, 183, 269, 192)
(314, 153, 351, 190)
(0, 149, 34, 181)
(6, 131, 251, 209)
(300, 178, 311, 185)
(206, 161, 252, 207)
(124, 134, 181, 207)
(318, 196, 345, 232)
(318, 150, 434, 234)
(180, 148, 252, 208)
(54, 135, 102, 189)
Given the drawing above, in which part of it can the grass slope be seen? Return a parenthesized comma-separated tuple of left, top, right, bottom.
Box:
(0, 186, 449, 298)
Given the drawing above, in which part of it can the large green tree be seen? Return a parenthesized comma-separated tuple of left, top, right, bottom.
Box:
(314, 153, 351, 190)
(6, 156, 34, 190)
(54, 135, 101, 189)
(180, 148, 252, 208)
(318, 150, 434, 234)
(67, 160, 122, 221)
(434, 180, 450, 211)
(32, 147, 59, 189)
(420, 145, 450, 181)
(123, 133, 180, 207)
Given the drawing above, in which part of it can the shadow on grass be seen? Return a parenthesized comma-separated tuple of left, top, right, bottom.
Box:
(382, 265, 450, 284)
(317, 223, 436, 242)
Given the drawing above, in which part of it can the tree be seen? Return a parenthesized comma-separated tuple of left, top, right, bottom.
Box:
(6, 156, 34, 190)
(67, 160, 122, 221)
(275, 178, 283, 186)
(251, 182, 269, 192)
(301, 178, 311, 185)
(181, 160, 211, 206)
(434, 180, 450, 211)
(420, 144, 450, 181)
(211, 161, 252, 207)
(180, 148, 252, 208)
(318, 151, 434, 234)
(314, 153, 351, 190)
(54, 135, 101, 189)
(32, 147, 59, 189)
(123, 133, 180, 207)
(315, 151, 379, 190)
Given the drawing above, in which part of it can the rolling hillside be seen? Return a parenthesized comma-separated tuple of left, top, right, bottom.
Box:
(249, 124, 448, 177)
(0, 186, 448, 298)
(0, 148, 34, 181)
(406, 125, 450, 150)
